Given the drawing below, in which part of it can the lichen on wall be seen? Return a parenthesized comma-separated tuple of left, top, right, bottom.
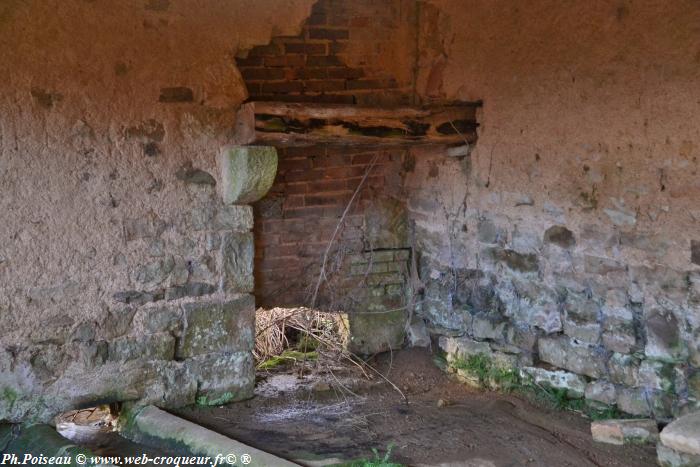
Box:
(406, 0, 700, 418)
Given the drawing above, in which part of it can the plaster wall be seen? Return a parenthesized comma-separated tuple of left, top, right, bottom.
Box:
(0, 0, 313, 422)
(407, 0, 700, 417)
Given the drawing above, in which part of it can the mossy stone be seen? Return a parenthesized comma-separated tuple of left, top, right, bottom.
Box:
(219, 146, 278, 204)
(343, 310, 407, 355)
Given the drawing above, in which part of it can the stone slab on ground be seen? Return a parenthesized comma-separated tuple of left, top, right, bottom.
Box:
(121, 405, 298, 467)
(591, 419, 659, 445)
(660, 411, 700, 456)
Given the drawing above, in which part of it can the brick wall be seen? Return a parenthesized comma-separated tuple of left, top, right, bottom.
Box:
(254, 144, 410, 309)
(237, 0, 415, 106)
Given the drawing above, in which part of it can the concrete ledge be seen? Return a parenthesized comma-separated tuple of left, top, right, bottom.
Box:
(120, 405, 298, 466)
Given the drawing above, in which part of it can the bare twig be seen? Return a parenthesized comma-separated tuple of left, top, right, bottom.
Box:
(310, 153, 380, 308)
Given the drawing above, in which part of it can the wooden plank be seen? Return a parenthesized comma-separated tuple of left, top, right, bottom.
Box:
(245, 101, 479, 146)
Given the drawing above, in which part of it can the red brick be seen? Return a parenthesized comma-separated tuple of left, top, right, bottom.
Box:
(329, 42, 349, 54)
(262, 244, 300, 258)
(304, 79, 346, 92)
(321, 166, 367, 179)
(248, 43, 281, 56)
(236, 55, 263, 66)
(285, 183, 308, 194)
(307, 179, 348, 192)
(262, 81, 304, 94)
(295, 67, 329, 79)
(307, 28, 349, 41)
(346, 78, 398, 90)
(285, 145, 323, 157)
(284, 170, 312, 183)
(240, 67, 285, 80)
(278, 158, 313, 172)
(350, 153, 377, 165)
(305, 192, 352, 206)
(327, 66, 364, 79)
(306, 55, 344, 67)
(258, 257, 301, 270)
(312, 152, 351, 168)
(264, 54, 306, 67)
(285, 42, 327, 55)
(283, 195, 305, 209)
(284, 206, 327, 219)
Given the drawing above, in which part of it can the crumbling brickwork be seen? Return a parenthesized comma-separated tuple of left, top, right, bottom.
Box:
(237, 0, 416, 106)
(254, 145, 409, 310)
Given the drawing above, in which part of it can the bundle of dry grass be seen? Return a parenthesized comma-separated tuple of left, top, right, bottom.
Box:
(254, 307, 347, 367)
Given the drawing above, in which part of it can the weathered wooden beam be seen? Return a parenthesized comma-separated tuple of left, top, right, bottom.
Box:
(242, 101, 479, 146)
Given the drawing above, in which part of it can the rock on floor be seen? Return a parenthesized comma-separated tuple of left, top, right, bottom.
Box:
(658, 411, 700, 466)
(591, 419, 659, 445)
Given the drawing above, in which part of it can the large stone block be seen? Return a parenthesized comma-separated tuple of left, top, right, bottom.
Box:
(562, 292, 601, 344)
(185, 351, 255, 405)
(608, 352, 640, 387)
(616, 387, 651, 417)
(538, 335, 606, 379)
(591, 419, 658, 445)
(108, 333, 175, 363)
(176, 295, 255, 359)
(344, 310, 407, 355)
(219, 145, 278, 204)
(645, 306, 686, 362)
(520, 366, 586, 398)
(439, 335, 491, 363)
(660, 411, 700, 457)
(219, 232, 254, 293)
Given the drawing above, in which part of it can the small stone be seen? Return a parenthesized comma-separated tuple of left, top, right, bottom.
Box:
(591, 419, 659, 445)
(311, 381, 331, 393)
(437, 398, 450, 407)
(175, 163, 216, 185)
(406, 317, 431, 348)
(660, 411, 700, 456)
(543, 225, 575, 249)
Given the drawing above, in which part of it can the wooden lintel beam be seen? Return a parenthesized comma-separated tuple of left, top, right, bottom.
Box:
(243, 101, 479, 147)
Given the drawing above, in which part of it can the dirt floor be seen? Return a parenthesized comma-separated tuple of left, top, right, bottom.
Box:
(176, 348, 658, 467)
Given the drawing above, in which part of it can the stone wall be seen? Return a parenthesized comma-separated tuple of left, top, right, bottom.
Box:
(406, 0, 700, 419)
(0, 0, 313, 422)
